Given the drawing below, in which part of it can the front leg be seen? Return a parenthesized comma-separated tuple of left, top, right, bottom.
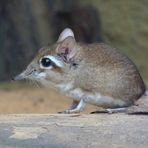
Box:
(58, 100, 79, 113)
(70, 100, 80, 110)
(62, 99, 86, 114)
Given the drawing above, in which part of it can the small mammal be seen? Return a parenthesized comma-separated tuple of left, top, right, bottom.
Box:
(14, 28, 147, 113)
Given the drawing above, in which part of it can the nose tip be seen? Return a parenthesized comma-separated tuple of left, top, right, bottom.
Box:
(11, 76, 19, 81)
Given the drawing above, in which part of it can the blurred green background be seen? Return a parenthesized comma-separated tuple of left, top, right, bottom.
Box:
(0, 0, 148, 85)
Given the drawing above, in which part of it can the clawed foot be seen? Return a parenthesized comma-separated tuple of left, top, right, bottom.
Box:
(58, 99, 86, 114)
(58, 109, 80, 114)
(91, 107, 127, 114)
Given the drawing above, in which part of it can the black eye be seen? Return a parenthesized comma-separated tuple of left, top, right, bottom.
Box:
(40, 57, 52, 67)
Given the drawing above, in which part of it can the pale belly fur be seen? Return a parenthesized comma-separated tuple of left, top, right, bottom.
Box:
(57, 83, 127, 108)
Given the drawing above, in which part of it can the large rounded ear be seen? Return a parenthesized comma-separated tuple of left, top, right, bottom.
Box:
(57, 28, 74, 42)
(56, 36, 77, 62)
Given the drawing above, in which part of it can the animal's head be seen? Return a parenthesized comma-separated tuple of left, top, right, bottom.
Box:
(13, 28, 81, 87)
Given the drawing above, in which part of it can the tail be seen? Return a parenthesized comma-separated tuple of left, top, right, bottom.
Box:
(127, 90, 148, 115)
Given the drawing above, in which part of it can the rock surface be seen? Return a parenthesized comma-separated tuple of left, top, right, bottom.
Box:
(0, 114, 147, 148)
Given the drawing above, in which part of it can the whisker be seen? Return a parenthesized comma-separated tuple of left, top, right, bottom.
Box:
(30, 80, 37, 88)
(26, 79, 35, 88)
(32, 80, 41, 88)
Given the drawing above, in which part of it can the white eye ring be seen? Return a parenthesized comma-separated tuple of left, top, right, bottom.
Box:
(39, 55, 64, 69)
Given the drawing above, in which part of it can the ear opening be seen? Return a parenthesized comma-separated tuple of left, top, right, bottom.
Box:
(56, 36, 77, 63)
(57, 28, 74, 42)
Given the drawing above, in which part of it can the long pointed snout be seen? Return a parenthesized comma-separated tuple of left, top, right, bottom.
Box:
(12, 73, 26, 81)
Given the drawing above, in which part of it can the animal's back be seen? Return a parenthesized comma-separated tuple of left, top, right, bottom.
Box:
(74, 43, 146, 106)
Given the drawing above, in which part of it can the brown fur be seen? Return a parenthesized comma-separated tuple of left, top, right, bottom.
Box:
(34, 39, 146, 106)
(15, 28, 146, 111)
(73, 43, 146, 104)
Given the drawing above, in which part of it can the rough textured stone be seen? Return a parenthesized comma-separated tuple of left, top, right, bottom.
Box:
(0, 114, 147, 148)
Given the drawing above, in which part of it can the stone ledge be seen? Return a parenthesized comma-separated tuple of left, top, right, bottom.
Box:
(0, 114, 147, 148)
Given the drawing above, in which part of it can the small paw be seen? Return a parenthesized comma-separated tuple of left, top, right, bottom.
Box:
(106, 109, 113, 114)
(58, 109, 80, 114)
(63, 109, 71, 114)
(58, 109, 72, 114)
